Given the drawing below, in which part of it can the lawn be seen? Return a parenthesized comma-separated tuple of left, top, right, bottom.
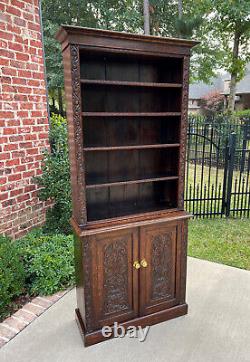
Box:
(188, 218, 250, 270)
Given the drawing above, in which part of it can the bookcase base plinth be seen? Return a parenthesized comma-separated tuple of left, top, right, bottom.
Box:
(75, 303, 188, 347)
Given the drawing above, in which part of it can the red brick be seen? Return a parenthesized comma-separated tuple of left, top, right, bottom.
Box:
(11, 0, 24, 8)
(32, 297, 53, 309)
(22, 303, 44, 316)
(14, 17, 26, 27)
(23, 11, 34, 22)
(1, 49, 14, 59)
(8, 174, 21, 182)
(5, 159, 20, 167)
(12, 77, 27, 85)
(0, 0, 49, 238)
(0, 153, 10, 161)
(3, 317, 27, 332)
(4, 144, 18, 151)
(0, 324, 16, 339)
(3, 127, 17, 135)
(13, 309, 36, 323)
(16, 52, 29, 62)
(10, 188, 23, 197)
(6, 5, 22, 17)
(0, 338, 7, 348)
(18, 70, 32, 78)
(9, 135, 23, 142)
(26, 148, 38, 155)
(0, 111, 15, 118)
(0, 30, 13, 41)
(17, 194, 30, 202)
(0, 177, 7, 185)
(42, 294, 61, 303)
(0, 192, 9, 201)
(2, 67, 17, 76)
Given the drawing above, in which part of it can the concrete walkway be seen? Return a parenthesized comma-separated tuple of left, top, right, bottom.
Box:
(1, 257, 250, 362)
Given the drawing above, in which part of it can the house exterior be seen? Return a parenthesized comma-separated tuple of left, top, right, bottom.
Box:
(0, 0, 50, 238)
(189, 64, 250, 114)
(223, 64, 250, 110)
(188, 76, 224, 114)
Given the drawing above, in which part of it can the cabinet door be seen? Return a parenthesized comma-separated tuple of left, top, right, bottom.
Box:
(139, 222, 181, 316)
(90, 228, 139, 328)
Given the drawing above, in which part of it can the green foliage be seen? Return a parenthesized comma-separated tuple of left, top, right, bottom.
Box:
(17, 230, 75, 296)
(234, 109, 250, 119)
(0, 236, 25, 318)
(175, 15, 203, 39)
(34, 113, 71, 234)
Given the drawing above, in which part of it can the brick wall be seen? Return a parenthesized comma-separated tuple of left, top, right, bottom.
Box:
(0, 0, 50, 238)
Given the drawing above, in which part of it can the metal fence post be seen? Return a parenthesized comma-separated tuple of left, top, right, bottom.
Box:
(225, 133, 236, 217)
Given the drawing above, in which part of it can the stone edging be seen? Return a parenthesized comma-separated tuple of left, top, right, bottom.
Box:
(0, 290, 69, 349)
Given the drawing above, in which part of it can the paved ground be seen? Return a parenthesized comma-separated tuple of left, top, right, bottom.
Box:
(1, 257, 250, 362)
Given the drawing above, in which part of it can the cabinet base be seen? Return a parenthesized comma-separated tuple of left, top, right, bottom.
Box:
(75, 304, 188, 347)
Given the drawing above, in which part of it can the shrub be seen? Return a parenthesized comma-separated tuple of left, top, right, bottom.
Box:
(234, 109, 250, 119)
(17, 230, 75, 296)
(0, 236, 25, 318)
(34, 113, 72, 234)
(200, 91, 224, 119)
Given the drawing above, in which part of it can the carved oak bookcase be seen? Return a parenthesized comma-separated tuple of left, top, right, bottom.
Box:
(56, 26, 198, 346)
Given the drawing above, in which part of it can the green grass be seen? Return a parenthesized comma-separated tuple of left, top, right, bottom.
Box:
(188, 218, 250, 270)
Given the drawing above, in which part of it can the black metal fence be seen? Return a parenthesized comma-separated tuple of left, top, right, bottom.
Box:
(185, 116, 250, 218)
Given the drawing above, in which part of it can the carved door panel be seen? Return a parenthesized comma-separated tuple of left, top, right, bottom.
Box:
(139, 222, 181, 316)
(91, 228, 139, 328)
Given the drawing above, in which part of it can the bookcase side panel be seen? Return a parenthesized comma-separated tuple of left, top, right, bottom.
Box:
(62, 44, 87, 225)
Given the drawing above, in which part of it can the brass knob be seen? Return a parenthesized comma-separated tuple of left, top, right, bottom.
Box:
(133, 260, 141, 269)
(140, 259, 148, 268)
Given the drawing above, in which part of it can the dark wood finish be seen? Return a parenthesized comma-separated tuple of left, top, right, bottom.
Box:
(57, 26, 197, 346)
(82, 112, 182, 116)
(81, 79, 182, 88)
(139, 222, 181, 316)
(76, 303, 188, 346)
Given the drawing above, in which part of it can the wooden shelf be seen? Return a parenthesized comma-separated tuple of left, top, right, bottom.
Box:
(82, 112, 182, 117)
(86, 176, 179, 189)
(84, 144, 180, 151)
(81, 79, 182, 88)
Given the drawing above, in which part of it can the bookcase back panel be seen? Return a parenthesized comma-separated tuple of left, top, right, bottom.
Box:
(82, 85, 181, 113)
(80, 53, 183, 83)
(84, 117, 180, 147)
(86, 180, 178, 221)
(85, 148, 179, 185)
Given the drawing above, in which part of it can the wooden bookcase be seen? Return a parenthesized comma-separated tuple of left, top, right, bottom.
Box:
(56, 26, 198, 346)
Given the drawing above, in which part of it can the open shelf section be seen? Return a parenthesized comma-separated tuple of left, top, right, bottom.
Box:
(82, 112, 182, 117)
(86, 179, 178, 221)
(85, 148, 179, 185)
(82, 85, 181, 113)
(80, 53, 183, 83)
(81, 79, 182, 88)
(84, 116, 181, 148)
(86, 175, 179, 189)
(84, 144, 180, 152)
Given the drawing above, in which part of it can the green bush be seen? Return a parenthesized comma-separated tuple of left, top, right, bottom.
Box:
(234, 109, 250, 119)
(17, 229, 75, 295)
(17, 230, 75, 296)
(34, 113, 71, 234)
(0, 236, 25, 318)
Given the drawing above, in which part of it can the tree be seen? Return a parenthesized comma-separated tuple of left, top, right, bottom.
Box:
(143, 0, 150, 34)
(200, 91, 224, 118)
(41, 0, 143, 114)
(207, 0, 250, 111)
